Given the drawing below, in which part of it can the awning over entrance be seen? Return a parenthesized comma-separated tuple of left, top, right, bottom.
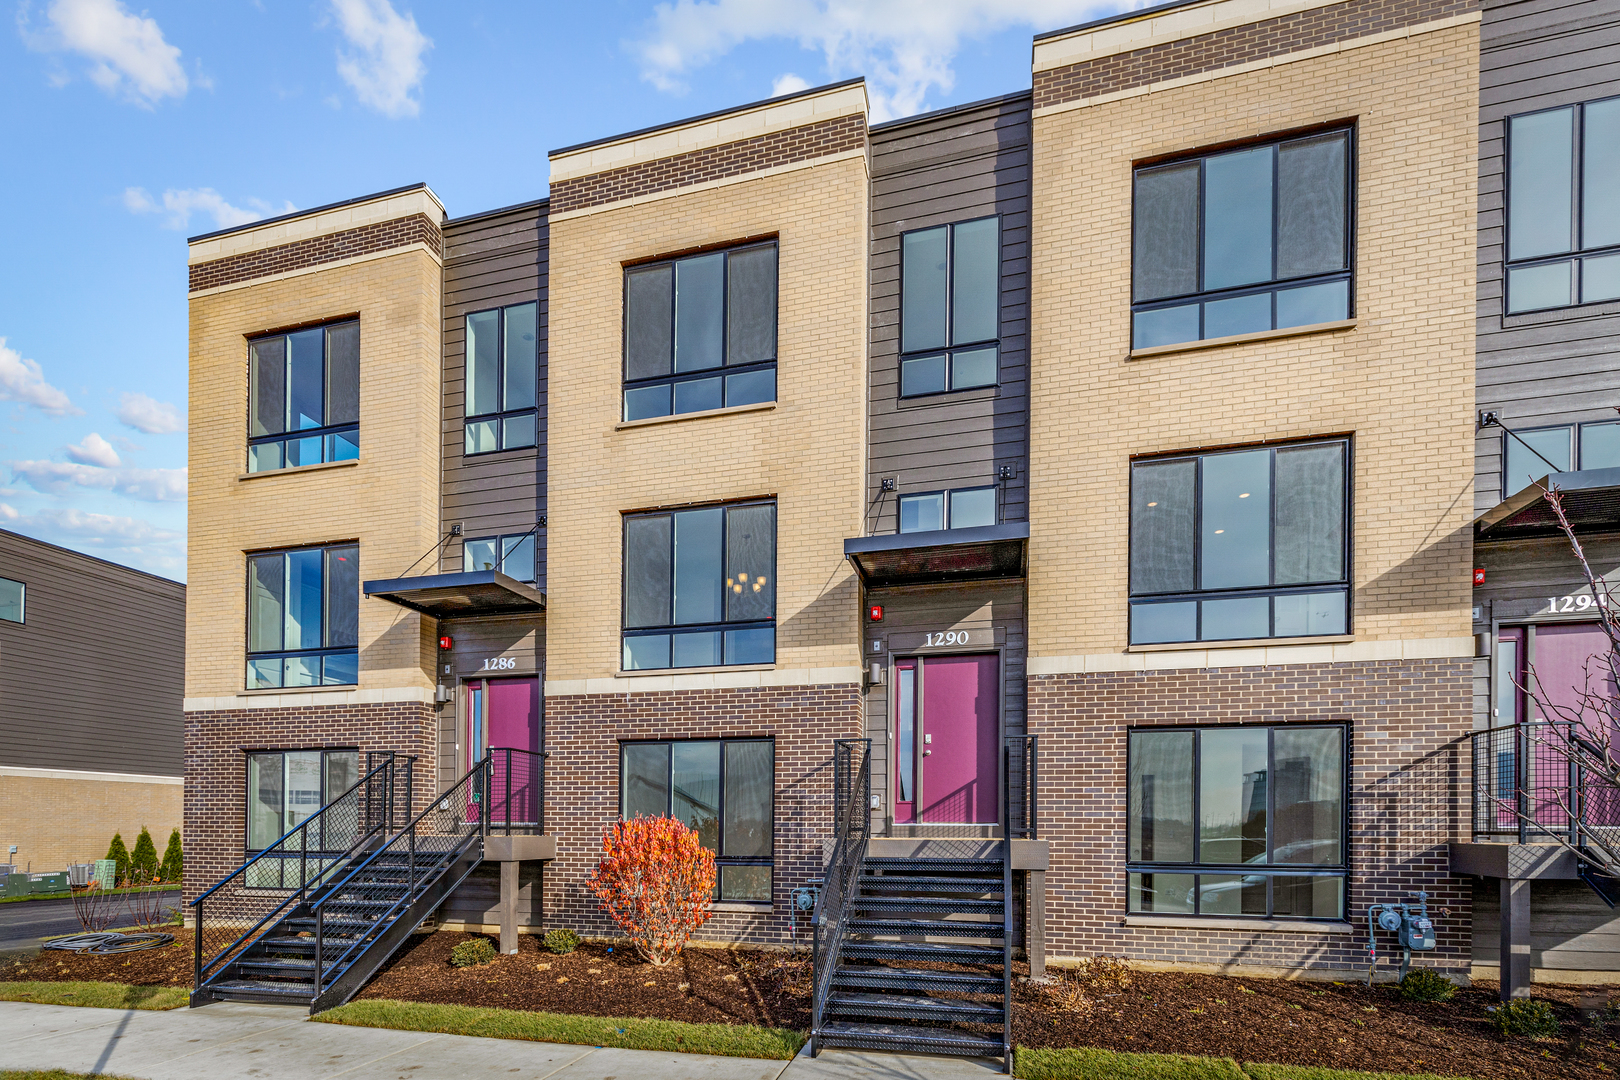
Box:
(362, 570, 546, 618)
(843, 522, 1029, 587)
(1475, 467, 1620, 540)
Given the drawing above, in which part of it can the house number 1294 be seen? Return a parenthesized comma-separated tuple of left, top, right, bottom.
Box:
(923, 631, 972, 646)
(480, 657, 517, 671)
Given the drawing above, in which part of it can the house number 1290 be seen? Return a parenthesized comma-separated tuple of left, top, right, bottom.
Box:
(924, 631, 972, 646)
(480, 657, 517, 671)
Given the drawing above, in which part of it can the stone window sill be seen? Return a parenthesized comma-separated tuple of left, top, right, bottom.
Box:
(614, 663, 776, 679)
(1129, 635, 1353, 653)
(238, 458, 360, 481)
(614, 401, 775, 431)
(711, 901, 773, 914)
(238, 684, 359, 697)
(1124, 915, 1353, 934)
(1129, 319, 1356, 360)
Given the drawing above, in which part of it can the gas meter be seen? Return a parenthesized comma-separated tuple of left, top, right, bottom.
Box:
(1366, 891, 1436, 983)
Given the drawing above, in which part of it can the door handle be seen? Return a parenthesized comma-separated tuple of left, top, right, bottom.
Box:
(922, 750, 931, 756)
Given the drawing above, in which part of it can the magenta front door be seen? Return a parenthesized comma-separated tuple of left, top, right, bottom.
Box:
(893, 654, 999, 824)
(468, 677, 540, 826)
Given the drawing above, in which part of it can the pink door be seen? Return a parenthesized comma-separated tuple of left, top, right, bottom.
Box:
(893, 654, 1000, 824)
(1531, 622, 1616, 827)
(468, 677, 540, 826)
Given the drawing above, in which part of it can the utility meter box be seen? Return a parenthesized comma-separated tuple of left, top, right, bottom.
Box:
(93, 859, 117, 889)
(1400, 911, 1436, 951)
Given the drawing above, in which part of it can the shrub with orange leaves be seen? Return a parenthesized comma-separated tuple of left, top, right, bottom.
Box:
(585, 815, 717, 966)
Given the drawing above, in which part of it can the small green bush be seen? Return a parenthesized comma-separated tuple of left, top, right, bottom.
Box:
(1491, 998, 1560, 1039)
(130, 827, 158, 882)
(449, 937, 497, 968)
(1398, 968, 1455, 1002)
(543, 928, 580, 955)
(104, 832, 130, 885)
(159, 828, 182, 884)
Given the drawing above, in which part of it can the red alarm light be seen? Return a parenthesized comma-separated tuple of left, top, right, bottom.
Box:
(1473, 569, 1485, 587)
(869, 605, 883, 622)
(438, 635, 454, 650)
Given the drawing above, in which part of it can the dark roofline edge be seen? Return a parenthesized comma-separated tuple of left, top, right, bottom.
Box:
(444, 196, 551, 228)
(187, 182, 432, 245)
(869, 88, 1034, 134)
(0, 526, 186, 589)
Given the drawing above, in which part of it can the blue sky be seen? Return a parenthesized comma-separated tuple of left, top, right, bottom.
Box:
(0, 0, 1121, 580)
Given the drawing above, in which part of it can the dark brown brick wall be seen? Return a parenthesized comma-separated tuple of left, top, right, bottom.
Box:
(1033, 0, 1479, 111)
(1028, 658, 1474, 974)
(551, 114, 868, 216)
(182, 701, 438, 903)
(188, 213, 444, 293)
(540, 683, 862, 946)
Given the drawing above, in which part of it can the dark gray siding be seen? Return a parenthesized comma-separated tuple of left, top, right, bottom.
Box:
(439, 202, 548, 584)
(866, 95, 1031, 534)
(0, 529, 184, 775)
(434, 617, 542, 790)
(1475, 0, 1620, 511)
(1472, 877, 1620, 972)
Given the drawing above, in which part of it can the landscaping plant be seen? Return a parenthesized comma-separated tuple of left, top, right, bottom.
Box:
(158, 828, 182, 884)
(543, 927, 580, 955)
(585, 815, 716, 966)
(1490, 998, 1560, 1039)
(449, 937, 497, 968)
(70, 882, 120, 933)
(1398, 968, 1455, 1002)
(130, 827, 159, 882)
(104, 832, 130, 885)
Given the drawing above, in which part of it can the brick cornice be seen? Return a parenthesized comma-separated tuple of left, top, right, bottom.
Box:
(549, 113, 867, 216)
(1033, 0, 1479, 111)
(187, 213, 444, 293)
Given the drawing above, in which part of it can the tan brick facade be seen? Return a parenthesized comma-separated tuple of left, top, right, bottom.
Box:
(0, 771, 181, 876)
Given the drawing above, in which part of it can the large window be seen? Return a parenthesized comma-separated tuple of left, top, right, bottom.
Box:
(898, 486, 997, 533)
(1128, 725, 1346, 920)
(465, 302, 538, 454)
(1130, 439, 1348, 645)
(247, 544, 359, 688)
(620, 739, 773, 901)
(1505, 97, 1620, 313)
(246, 748, 359, 852)
(1502, 420, 1620, 495)
(1133, 129, 1352, 349)
(900, 216, 1000, 397)
(622, 501, 775, 671)
(0, 577, 22, 623)
(248, 320, 359, 472)
(463, 531, 537, 582)
(623, 242, 777, 421)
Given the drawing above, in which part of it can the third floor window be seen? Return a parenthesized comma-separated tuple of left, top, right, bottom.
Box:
(248, 320, 359, 473)
(1506, 97, 1620, 313)
(623, 242, 777, 422)
(900, 216, 999, 397)
(1132, 129, 1352, 350)
(465, 302, 538, 454)
(1503, 420, 1620, 495)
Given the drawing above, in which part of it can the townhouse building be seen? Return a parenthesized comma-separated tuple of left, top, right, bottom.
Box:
(180, 0, 1619, 1056)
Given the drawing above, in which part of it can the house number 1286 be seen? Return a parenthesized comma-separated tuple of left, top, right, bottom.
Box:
(924, 631, 972, 646)
(480, 657, 517, 671)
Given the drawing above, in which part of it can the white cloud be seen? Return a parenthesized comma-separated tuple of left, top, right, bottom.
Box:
(123, 187, 296, 232)
(771, 72, 810, 97)
(65, 432, 121, 468)
(0, 503, 185, 577)
(25, 0, 188, 107)
(633, 0, 1116, 121)
(0, 338, 80, 417)
(115, 391, 184, 434)
(330, 0, 431, 118)
(10, 459, 187, 502)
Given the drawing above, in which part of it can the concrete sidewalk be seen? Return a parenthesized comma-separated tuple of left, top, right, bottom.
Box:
(0, 1000, 1003, 1079)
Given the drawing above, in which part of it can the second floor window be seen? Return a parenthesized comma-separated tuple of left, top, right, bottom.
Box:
(898, 485, 997, 533)
(900, 216, 999, 397)
(463, 531, 537, 582)
(1133, 129, 1352, 349)
(465, 302, 538, 454)
(247, 543, 359, 689)
(1503, 420, 1620, 494)
(1130, 439, 1349, 645)
(248, 320, 359, 472)
(623, 242, 777, 422)
(1506, 97, 1620, 313)
(623, 501, 775, 671)
(0, 576, 22, 623)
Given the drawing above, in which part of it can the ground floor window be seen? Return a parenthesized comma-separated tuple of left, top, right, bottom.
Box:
(1127, 724, 1346, 919)
(246, 749, 359, 852)
(619, 739, 773, 901)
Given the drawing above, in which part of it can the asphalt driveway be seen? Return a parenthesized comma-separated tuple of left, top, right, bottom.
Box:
(0, 890, 180, 956)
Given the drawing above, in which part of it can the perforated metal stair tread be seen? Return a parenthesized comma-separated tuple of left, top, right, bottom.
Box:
(853, 896, 1003, 913)
(848, 917, 1004, 938)
(831, 967, 1004, 993)
(841, 940, 1005, 963)
(825, 991, 1004, 1022)
(816, 1021, 1004, 1056)
(857, 876, 1004, 894)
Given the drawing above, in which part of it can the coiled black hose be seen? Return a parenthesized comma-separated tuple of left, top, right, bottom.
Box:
(42, 931, 174, 953)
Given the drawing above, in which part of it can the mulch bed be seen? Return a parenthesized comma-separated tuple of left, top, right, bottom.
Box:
(3, 929, 194, 988)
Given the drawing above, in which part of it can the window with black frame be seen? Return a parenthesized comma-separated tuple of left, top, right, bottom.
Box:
(622, 500, 774, 671)
(623, 242, 776, 421)
(247, 543, 359, 688)
(1505, 97, 1620, 313)
(248, 320, 359, 472)
(465, 302, 538, 453)
(899, 216, 999, 397)
(0, 576, 23, 623)
(463, 530, 537, 582)
(245, 748, 359, 851)
(898, 485, 997, 533)
(1502, 419, 1620, 495)
(620, 739, 773, 901)
(1128, 724, 1346, 920)
(1130, 439, 1348, 645)
(1132, 129, 1352, 349)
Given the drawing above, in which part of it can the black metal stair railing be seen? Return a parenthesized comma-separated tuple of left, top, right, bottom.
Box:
(488, 747, 544, 834)
(1000, 734, 1036, 1072)
(191, 752, 411, 997)
(306, 753, 491, 1007)
(810, 738, 871, 1058)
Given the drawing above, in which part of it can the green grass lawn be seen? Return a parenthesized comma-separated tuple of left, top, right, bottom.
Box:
(1014, 1048, 1473, 1080)
(1, 885, 179, 905)
(0, 981, 188, 1010)
(315, 998, 806, 1059)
